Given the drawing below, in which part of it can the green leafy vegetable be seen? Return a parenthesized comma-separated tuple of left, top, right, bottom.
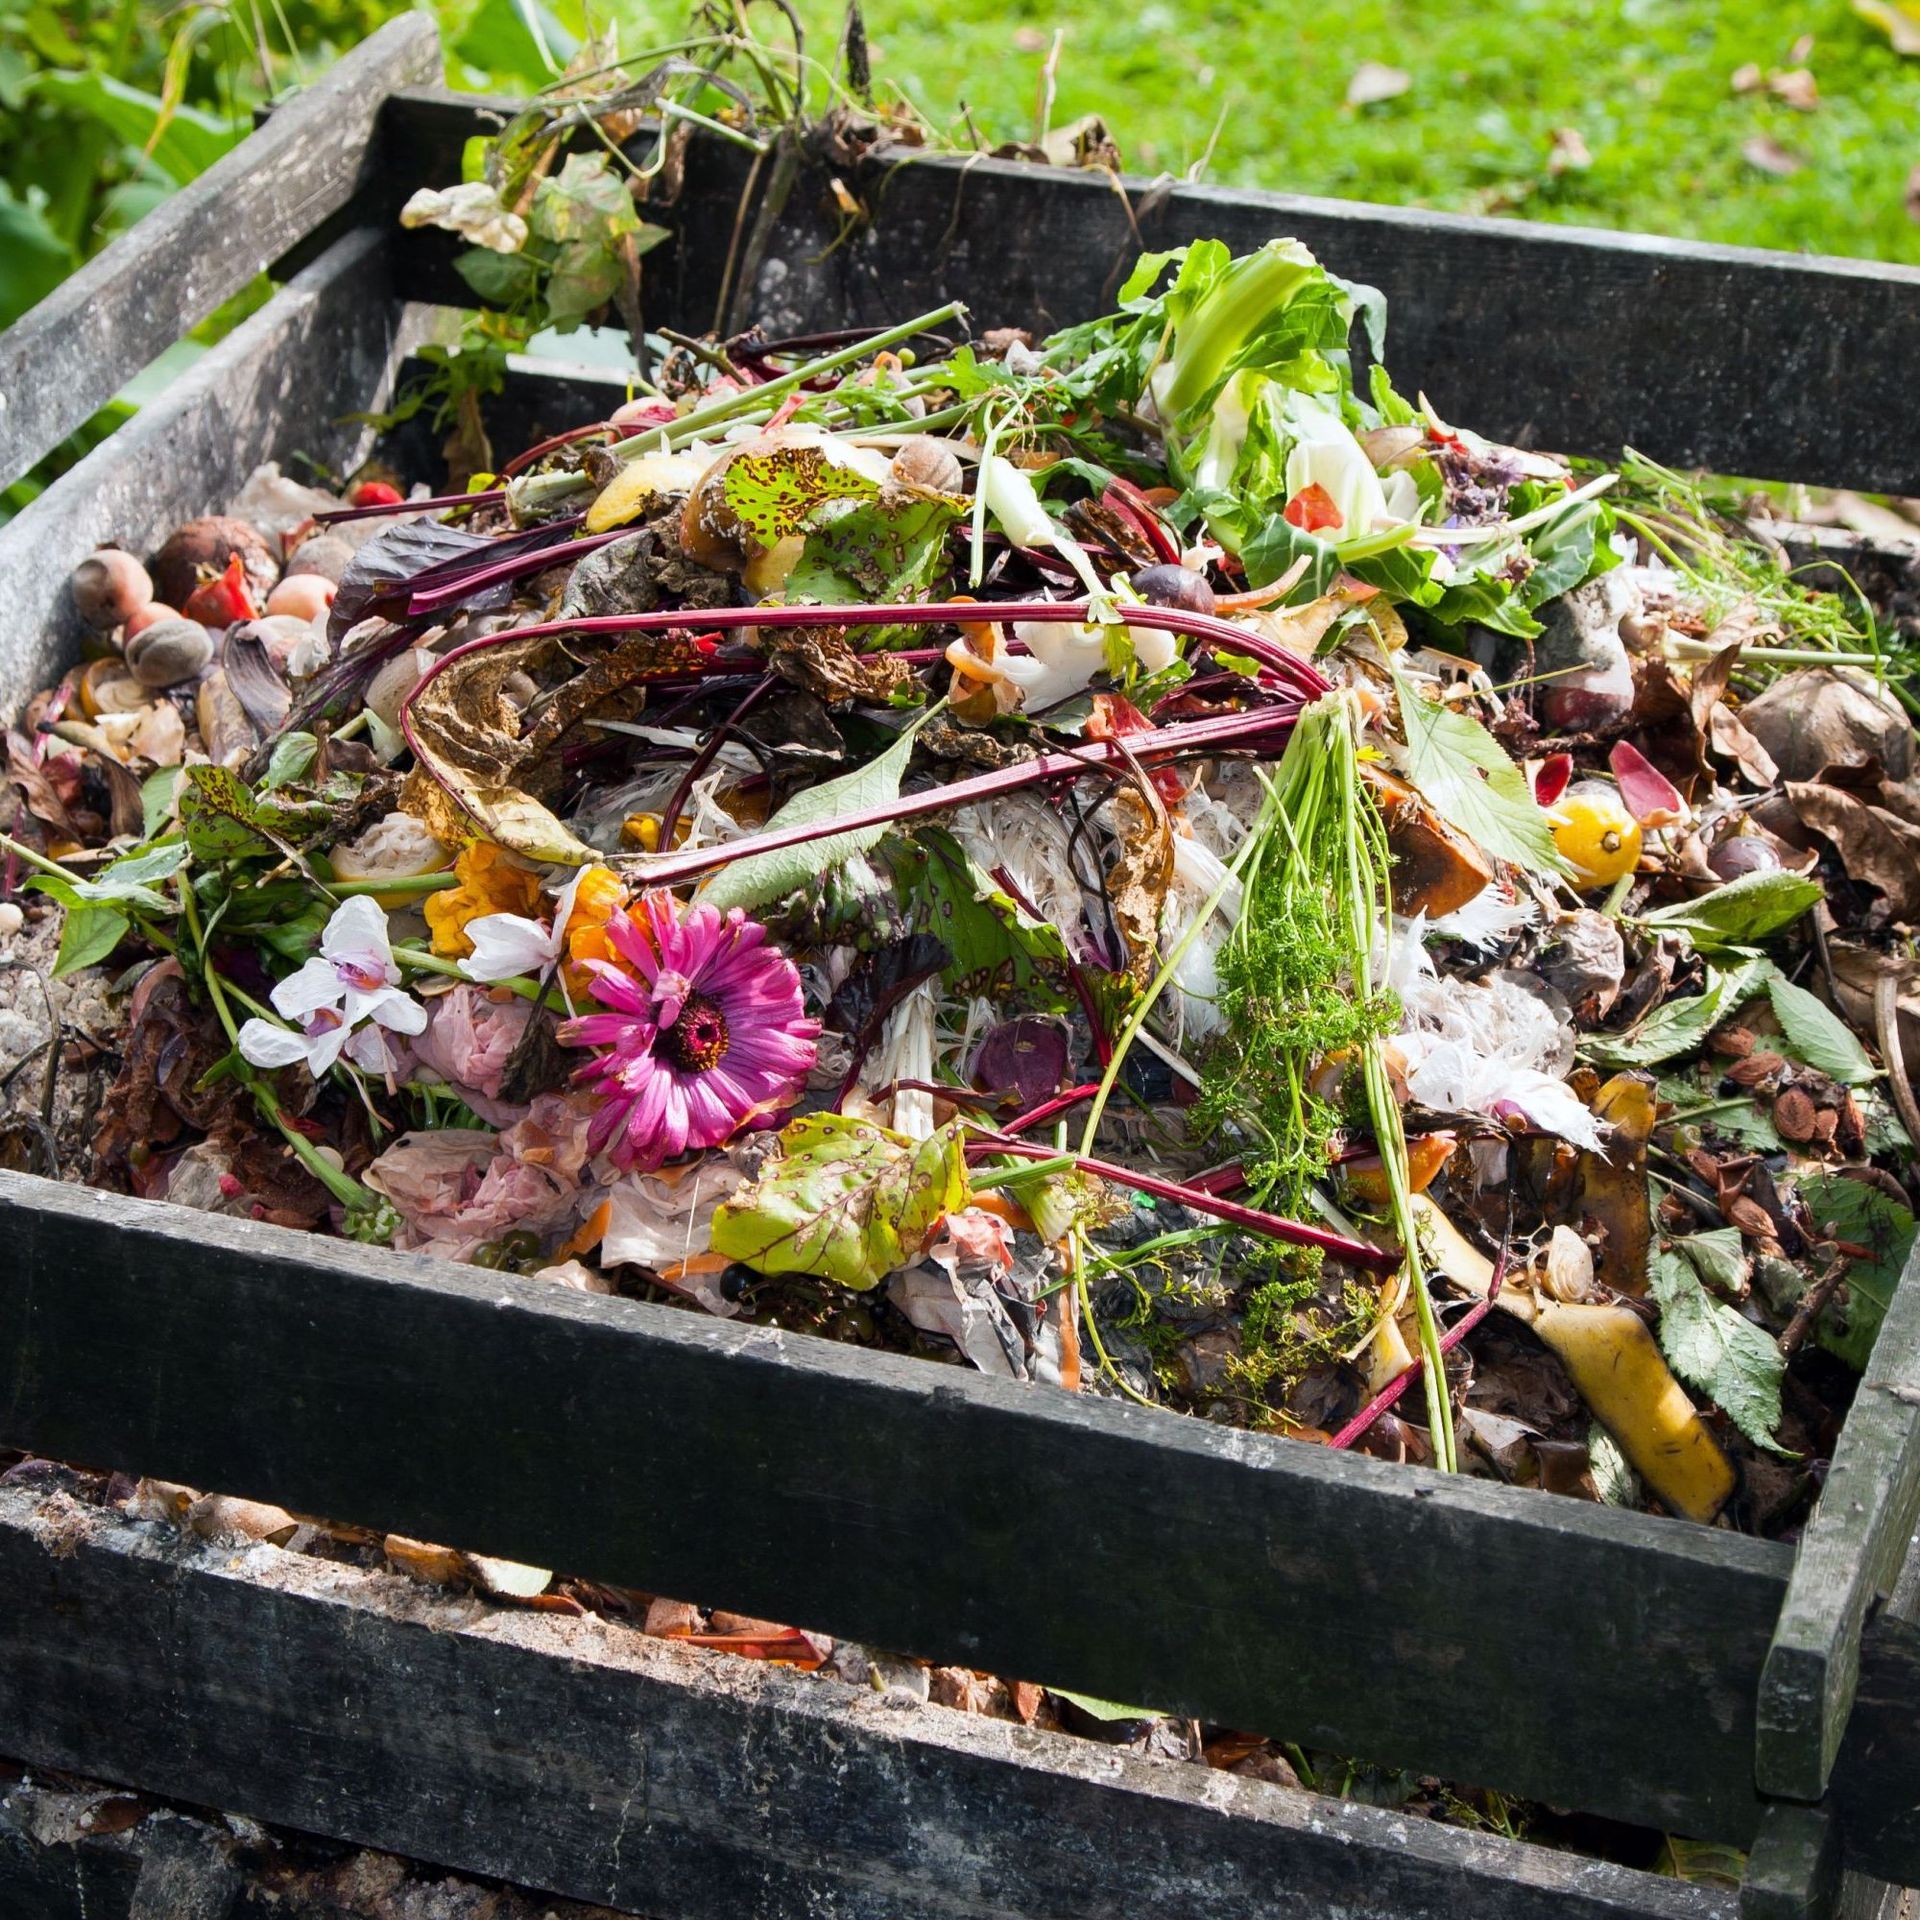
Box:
(710, 1112, 969, 1291)
(1650, 1236, 1788, 1453)
(1638, 870, 1824, 953)
(1765, 971, 1878, 1086)
(1392, 669, 1569, 875)
(698, 717, 926, 912)
(1586, 956, 1771, 1068)
(1795, 1173, 1916, 1370)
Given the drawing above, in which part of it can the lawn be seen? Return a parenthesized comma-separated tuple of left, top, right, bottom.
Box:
(426, 0, 1920, 264)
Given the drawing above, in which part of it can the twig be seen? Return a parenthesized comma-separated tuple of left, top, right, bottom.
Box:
(1780, 1252, 1853, 1360)
(1874, 968, 1920, 1150)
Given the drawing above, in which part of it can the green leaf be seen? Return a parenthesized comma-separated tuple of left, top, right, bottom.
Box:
(264, 733, 318, 789)
(0, 183, 72, 329)
(698, 717, 926, 913)
(722, 443, 877, 549)
(28, 839, 187, 916)
(450, 0, 576, 85)
(908, 827, 1072, 993)
(1638, 870, 1824, 954)
(710, 1112, 969, 1291)
(1765, 972, 1878, 1086)
(53, 903, 128, 976)
(1795, 1173, 1916, 1371)
(1392, 668, 1569, 875)
(1650, 1239, 1787, 1453)
(1585, 955, 1771, 1068)
(140, 766, 183, 840)
(456, 245, 540, 308)
(1656, 1837, 1747, 1889)
(1050, 1688, 1163, 1723)
(786, 493, 965, 607)
(33, 69, 239, 184)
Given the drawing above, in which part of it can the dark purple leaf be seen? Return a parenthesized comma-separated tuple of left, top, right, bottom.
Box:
(970, 1016, 1069, 1107)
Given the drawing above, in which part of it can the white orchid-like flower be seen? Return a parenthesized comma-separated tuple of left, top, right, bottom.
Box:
(1284, 393, 1420, 540)
(458, 868, 592, 985)
(398, 183, 528, 254)
(238, 895, 427, 1077)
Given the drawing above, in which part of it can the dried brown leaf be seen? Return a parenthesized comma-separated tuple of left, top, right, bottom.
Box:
(1787, 781, 1920, 920)
(1742, 135, 1806, 176)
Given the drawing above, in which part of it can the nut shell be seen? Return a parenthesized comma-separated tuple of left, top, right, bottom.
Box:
(124, 617, 214, 689)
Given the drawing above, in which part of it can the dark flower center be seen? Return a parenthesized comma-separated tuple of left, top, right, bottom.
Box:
(658, 992, 730, 1073)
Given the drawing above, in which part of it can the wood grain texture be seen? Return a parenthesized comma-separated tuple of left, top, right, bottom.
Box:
(0, 14, 440, 491)
(1758, 1238, 1920, 1802)
(0, 1486, 1736, 1920)
(0, 227, 418, 713)
(0, 1170, 1789, 1848)
(372, 97, 1920, 494)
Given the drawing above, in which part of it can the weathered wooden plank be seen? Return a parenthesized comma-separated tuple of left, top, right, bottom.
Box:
(375, 93, 1920, 496)
(0, 1486, 1735, 1920)
(1742, 1804, 1843, 1920)
(0, 14, 440, 492)
(1827, 1607, 1920, 1888)
(0, 1170, 1789, 1847)
(1758, 1239, 1920, 1801)
(0, 228, 417, 715)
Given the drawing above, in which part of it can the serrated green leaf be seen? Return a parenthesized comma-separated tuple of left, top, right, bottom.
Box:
(1585, 956, 1771, 1068)
(1392, 668, 1568, 875)
(1796, 1173, 1916, 1371)
(1765, 971, 1878, 1086)
(1638, 870, 1824, 953)
(698, 718, 925, 913)
(53, 903, 128, 976)
(710, 1112, 969, 1290)
(1650, 1240, 1787, 1453)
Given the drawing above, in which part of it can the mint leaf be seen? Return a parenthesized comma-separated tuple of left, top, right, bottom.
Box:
(1392, 669, 1568, 875)
(1650, 1239, 1787, 1454)
(1638, 870, 1824, 954)
(1585, 956, 1771, 1068)
(1795, 1173, 1916, 1371)
(1765, 971, 1878, 1086)
(710, 1112, 969, 1291)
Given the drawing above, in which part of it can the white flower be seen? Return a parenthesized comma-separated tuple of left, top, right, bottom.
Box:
(1284, 394, 1417, 541)
(458, 869, 591, 984)
(237, 895, 426, 1077)
(398, 183, 528, 254)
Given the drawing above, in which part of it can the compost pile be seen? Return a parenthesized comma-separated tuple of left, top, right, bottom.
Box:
(6, 238, 1919, 1548)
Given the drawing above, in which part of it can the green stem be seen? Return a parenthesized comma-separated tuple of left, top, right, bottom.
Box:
(392, 944, 545, 1002)
(323, 871, 459, 898)
(0, 829, 83, 886)
(973, 1153, 1077, 1190)
(179, 885, 381, 1219)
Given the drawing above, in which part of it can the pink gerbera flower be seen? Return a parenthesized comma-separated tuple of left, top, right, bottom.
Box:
(560, 890, 819, 1171)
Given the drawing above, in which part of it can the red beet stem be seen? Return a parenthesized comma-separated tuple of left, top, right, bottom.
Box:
(968, 1135, 1401, 1272)
(1327, 1238, 1512, 1450)
(315, 489, 504, 525)
(407, 529, 629, 615)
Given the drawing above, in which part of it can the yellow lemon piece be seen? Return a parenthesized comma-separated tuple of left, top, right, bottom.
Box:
(1552, 780, 1642, 889)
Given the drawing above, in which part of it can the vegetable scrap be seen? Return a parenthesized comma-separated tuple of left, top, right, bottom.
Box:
(6, 228, 1919, 1553)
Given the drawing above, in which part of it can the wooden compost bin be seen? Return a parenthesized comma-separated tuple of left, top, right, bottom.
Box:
(3, 18, 1920, 1918)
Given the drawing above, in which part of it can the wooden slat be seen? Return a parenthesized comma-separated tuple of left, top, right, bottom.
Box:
(373, 94, 1920, 496)
(0, 1171, 1789, 1847)
(1742, 1804, 1843, 1920)
(1758, 1239, 1920, 1801)
(0, 227, 416, 711)
(0, 1485, 1735, 1920)
(0, 14, 440, 492)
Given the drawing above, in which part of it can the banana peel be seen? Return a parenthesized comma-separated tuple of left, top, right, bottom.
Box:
(1413, 1195, 1735, 1524)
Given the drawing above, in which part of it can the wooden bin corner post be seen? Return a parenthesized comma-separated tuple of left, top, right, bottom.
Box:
(0, 9, 441, 498)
